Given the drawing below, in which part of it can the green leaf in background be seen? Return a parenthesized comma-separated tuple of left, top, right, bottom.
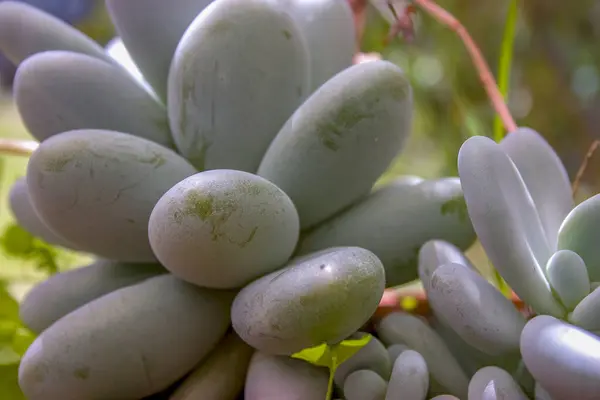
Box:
(292, 334, 373, 400)
(0, 282, 36, 400)
(493, 0, 518, 142)
(440, 195, 469, 223)
(1, 224, 60, 276)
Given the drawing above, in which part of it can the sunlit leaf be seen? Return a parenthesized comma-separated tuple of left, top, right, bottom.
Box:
(292, 334, 373, 400)
(331, 333, 373, 367)
(291, 342, 331, 368)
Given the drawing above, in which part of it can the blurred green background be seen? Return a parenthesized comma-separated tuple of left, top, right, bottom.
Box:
(0, 0, 599, 396)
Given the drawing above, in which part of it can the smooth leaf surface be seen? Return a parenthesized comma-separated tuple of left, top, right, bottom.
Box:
(546, 249, 590, 310)
(558, 194, 600, 281)
(500, 127, 573, 250)
(520, 315, 600, 400)
(106, 0, 214, 100)
(458, 135, 564, 317)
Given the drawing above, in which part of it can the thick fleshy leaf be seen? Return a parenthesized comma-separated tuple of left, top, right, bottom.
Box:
(168, 0, 310, 172)
(245, 352, 328, 400)
(546, 249, 590, 310)
(343, 369, 387, 400)
(19, 259, 166, 334)
(26, 129, 197, 262)
(458, 135, 564, 317)
(148, 169, 300, 289)
(375, 312, 469, 398)
(467, 366, 527, 400)
(520, 315, 600, 400)
(500, 127, 573, 249)
(273, 0, 355, 91)
(231, 247, 385, 355)
(14, 51, 173, 147)
(8, 177, 76, 249)
(169, 332, 253, 400)
(258, 60, 412, 229)
(0, 1, 111, 65)
(418, 239, 476, 294)
(428, 317, 501, 378)
(297, 178, 476, 286)
(386, 344, 409, 364)
(385, 350, 429, 400)
(557, 194, 600, 281)
(105, 37, 155, 97)
(334, 333, 391, 385)
(569, 286, 600, 330)
(428, 263, 526, 356)
(105, 0, 214, 100)
(18, 275, 233, 400)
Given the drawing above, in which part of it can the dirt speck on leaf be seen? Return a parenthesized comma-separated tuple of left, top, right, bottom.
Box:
(73, 366, 90, 380)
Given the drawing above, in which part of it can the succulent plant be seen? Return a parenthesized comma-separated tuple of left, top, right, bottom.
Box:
(4, 0, 599, 399)
(0, 0, 96, 87)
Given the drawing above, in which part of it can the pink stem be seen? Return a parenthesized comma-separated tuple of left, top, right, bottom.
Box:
(413, 0, 518, 133)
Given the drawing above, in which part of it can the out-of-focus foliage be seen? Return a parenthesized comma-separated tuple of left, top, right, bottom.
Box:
(1, 0, 600, 396)
(364, 0, 600, 198)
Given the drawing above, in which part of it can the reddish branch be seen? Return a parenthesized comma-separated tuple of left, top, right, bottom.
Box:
(348, 0, 517, 134)
(0, 138, 38, 156)
(572, 140, 600, 196)
(412, 0, 517, 132)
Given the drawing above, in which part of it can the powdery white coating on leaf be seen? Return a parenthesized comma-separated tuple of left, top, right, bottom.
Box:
(334, 333, 391, 386)
(148, 169, 300, 289)
(546, 249, 590, 311)
(428, 316, 501, 379)
(457, 135, 565, 317)
(258, 60, 412, 229)
(168, 0, 310, 172)
(0, 1, 111, 65)
(569, 286, 600, 330)
(105, 37, 156, 98)
(231, 247, 385, 355)
(26, 129, 197, 262)
(169, 332, 254, 400)
(375, 312, 469, 398)
(19, 259, 166, 334)
(500, 127, 573, 250)
(14, 51, 173, 147)
(386, 344, 409, 364)
(106, 0, 214, 100)
(418, 239, 476, 295)
(520, 315, 600, 400)
(297, 177, 476, 286)
(558, 194, 600, 281)
(244, 352, 328, 400)
(467, 366, 528, 400)
(343, 369, 387, 400)
(270, 0, 355, 91)
(428, 263, 526, 356)
(18, 275, 233, 400)
(385, 350, 429, 400)
(8, 177, 77, 249)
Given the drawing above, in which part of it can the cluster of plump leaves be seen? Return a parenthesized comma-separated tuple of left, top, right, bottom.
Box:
(0, 0, 481, 399)
(417, 127, 600, 399)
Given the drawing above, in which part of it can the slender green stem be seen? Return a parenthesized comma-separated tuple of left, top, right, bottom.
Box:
(493, 0, 518, 142)
(326, 356, 337, 400)
(493, 267, 512, 298)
